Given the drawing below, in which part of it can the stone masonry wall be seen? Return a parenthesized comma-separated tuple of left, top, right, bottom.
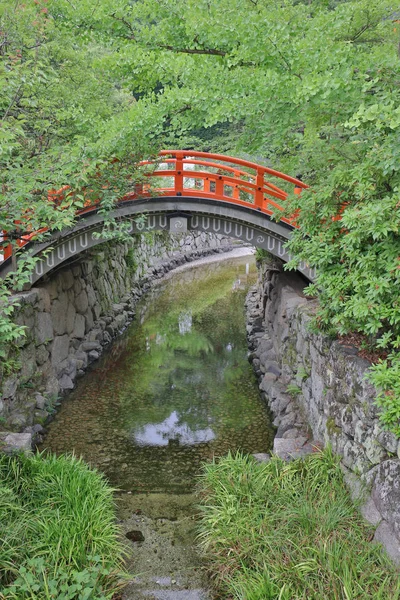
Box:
(246, 257, 400, 564)
(0, 231, 235, 438)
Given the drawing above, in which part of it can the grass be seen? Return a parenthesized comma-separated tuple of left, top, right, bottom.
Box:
(197, 447, 400, 600)
(0, 452, 125, 599)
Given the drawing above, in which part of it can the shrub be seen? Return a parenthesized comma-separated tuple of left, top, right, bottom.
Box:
(197, 449, 400, 599)
(0, 452, 125, 599)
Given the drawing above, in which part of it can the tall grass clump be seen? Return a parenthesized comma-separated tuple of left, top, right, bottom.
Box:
(197, 448, 400, 600)
(0, 452, 125, 599)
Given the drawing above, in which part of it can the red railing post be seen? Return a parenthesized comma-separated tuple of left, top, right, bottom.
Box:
(255, 167, 264, 209)
(215, 175, 224, 198)
(233, 171, 240, 199)
(174, 151, 184, 194)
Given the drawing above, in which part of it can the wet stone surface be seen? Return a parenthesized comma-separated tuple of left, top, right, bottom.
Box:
(40, 253, 275, 599)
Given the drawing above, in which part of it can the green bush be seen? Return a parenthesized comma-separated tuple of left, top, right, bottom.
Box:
(197, 449, 400, 599)
(0, 453, 125, 600)
(254, 248, 273, 262)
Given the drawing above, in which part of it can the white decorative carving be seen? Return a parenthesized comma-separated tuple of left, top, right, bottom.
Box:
(80, 233, 88, 248)
(170, 217, 187, 232)
(224, 222, 232, 234)
(245, 228, 254, 241)
(235, 224, 243, 237)
(256, 235, 265, 244)
(57, 246, 65, 260)
(213, 218, 221, 232)
(68, 239, 77, 254)
(202, 217, 210, 230)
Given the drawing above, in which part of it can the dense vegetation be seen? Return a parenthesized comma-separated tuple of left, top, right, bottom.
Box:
(1, 0, 400, 428)
(0, 452, 124, 599)
(198, 450, 400, 599)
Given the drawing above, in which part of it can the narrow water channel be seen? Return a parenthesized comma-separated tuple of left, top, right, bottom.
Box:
(41, 251, 275, 600)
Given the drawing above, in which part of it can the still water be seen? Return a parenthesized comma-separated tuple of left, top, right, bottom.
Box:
(42, 254, 274, 492)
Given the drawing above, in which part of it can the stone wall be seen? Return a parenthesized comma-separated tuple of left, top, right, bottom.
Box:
(1, 231, 235, 434)
(246, 257, 400, 564)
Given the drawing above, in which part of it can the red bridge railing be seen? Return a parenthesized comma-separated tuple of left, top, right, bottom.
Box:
(1, 151, 307, 263)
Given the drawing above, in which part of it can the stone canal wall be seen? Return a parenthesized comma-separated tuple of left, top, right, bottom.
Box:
(246, 257, 400, 564)
(1, 232, 235, 437)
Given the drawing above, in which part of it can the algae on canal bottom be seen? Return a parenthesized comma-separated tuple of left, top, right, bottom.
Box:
(40, 253, 275, 599)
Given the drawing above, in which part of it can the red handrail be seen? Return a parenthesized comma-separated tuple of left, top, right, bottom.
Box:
(0, 151, 308, 263)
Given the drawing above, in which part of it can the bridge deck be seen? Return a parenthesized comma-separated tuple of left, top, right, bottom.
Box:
(0, 151, 307, 265)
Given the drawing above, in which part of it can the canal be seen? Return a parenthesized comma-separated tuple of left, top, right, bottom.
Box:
(41, 250, 275, 599)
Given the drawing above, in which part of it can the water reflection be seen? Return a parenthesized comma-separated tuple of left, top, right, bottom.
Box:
(41, 256, 274, 493)
(132, 410, 215, 446)
(178, 310, 192, 335)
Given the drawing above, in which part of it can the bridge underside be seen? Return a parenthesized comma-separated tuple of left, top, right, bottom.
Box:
(2, 198, 316, 286)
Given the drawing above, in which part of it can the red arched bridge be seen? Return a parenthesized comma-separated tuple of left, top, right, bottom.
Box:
(0, 151, 315, 285)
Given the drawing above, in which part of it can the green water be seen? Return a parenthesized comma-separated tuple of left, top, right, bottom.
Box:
(42, 255, 274, 492)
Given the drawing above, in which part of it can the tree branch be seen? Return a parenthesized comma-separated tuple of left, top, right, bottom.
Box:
(157, 44, 226, 56)
(267, 36, 302, 80)
(1, 84, 24, 122)
(111, 14, 135, 39)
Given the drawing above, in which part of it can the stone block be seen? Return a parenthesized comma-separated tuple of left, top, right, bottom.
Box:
(264, 361, 281, 377)
(35, 393, 47, 410)
(75, 350, 88, 368)
(363, 436, 387, 465)
(56, 357, 77, 380)
(60, 269, 74, 290)
(377, 430, 398, 455)
(252, 453, 271, 463)
(72, 314, 85, 339)
(35, 312, 54, 345)
(75, 289, 89, 314)
(87, 285, 97, 308)
(84, 310, 94, 333)
(66, 303, 76, 335)
(36, 345, 49, 366)
(17, 290, 39, 306)
(51, 295, 69, 335)
(81, 341, 101, 352)
(361, 496, 382, 526)
(51, 335, 70, 366)
(20, 357, 37, 384)
(93, 303, 102, 320)
(259, 373, 278, 393)
(73, 278, 82, 296)
(1, 377, 18, 400)
(273, 437, 308, 460)
(369, 460, 400, 540)
(2, 432, 32, 454)
(115, 313, 127, 329)
(112, 303, 125, 314)
(59, 374, 74, 391)
(374, 521, 400, 565)
(282, 428, 303, 439)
